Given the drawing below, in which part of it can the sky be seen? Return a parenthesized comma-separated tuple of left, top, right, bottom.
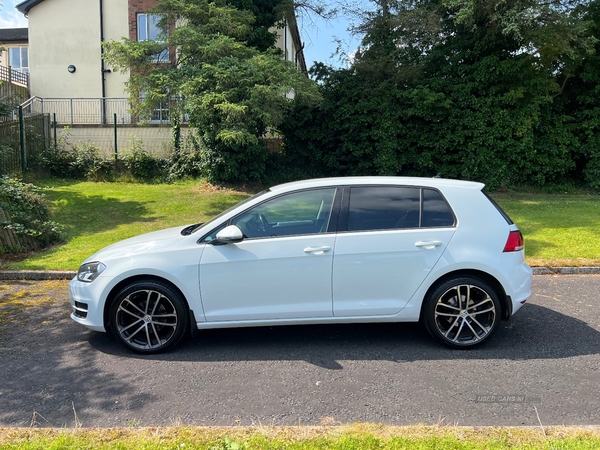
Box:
(0, 0, 364, 69)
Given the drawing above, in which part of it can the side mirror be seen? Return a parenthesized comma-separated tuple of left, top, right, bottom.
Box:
(213, 225, 244, 244)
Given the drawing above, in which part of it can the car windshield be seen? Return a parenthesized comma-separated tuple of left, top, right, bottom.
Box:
(183, 189, 270, 236)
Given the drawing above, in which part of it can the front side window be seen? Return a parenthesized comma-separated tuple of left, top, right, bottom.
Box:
(9, 47, 28, 73)
(231, 188, 336, 239)
(137, 13, 169, 62)
(346, 186, 455, 232)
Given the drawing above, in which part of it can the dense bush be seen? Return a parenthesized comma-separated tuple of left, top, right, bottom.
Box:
(69, 143, 115, 180)
(0, 176, 63, 253)
(275, 0, 600, 191)
(34, 137, 113, 181)
(31, 135, 209, 183)
(119, 140, 169, 182)
(278, 60, 600, 191)
(167, 133, 204, 181)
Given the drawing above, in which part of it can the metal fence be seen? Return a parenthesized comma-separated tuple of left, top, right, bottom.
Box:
(0, 113, 51, 175)
(21, 97, 176, 126)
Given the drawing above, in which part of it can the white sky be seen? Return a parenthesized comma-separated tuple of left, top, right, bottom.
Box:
(0, 0, 363, 69)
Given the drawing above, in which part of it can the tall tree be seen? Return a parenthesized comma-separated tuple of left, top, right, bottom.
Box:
(104, 0, 320, 183)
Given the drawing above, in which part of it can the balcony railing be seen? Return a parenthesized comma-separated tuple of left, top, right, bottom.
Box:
(0, 65, 29, 87)
(20, 97, 178, 126)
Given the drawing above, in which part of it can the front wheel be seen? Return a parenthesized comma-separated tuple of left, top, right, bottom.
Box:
(423, 277, 501, 349)
(109, 280, 189, 354)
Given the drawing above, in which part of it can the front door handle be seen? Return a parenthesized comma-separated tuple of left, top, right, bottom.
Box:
(304, 246, 332, 255)
(415, 241, 443, 250)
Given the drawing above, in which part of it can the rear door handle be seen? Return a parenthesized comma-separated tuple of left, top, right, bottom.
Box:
(415, 241, 443, 250)
(304, 246, 331, 255)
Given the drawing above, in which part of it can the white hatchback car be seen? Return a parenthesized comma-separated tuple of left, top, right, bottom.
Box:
(69, 177, 532, 354)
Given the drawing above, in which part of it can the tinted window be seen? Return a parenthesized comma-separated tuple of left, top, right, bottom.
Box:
(422, 189, 455, 227)
(348, 187, 421, 231)
(232, 188, 336, 238)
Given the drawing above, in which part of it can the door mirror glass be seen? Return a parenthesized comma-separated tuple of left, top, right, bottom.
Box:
(214, 225, 244, 244)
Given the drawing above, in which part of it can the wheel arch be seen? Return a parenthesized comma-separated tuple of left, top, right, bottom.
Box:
(103, 274, 192, 331)
(419, 269, 511, 322)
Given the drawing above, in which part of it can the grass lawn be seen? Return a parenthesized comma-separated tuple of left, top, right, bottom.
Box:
(2, 179, 252, 270)
(1, 425, 599, 449)
(2, 179, 599, 270)
(491, 192, 600, 267)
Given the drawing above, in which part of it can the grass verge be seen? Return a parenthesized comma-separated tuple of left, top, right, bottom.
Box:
(1, 425, 600, 449)
(2, 179, 599, 270)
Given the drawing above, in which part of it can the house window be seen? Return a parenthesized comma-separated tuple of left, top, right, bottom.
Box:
(9, 47, 28, 73)
(137, 13, 169, 62)
(139, 90, 170, 124)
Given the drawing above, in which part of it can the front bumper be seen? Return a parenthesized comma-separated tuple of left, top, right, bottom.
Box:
(68, 277, 108, 332)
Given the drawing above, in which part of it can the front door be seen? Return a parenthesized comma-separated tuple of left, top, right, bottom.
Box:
(199, 188, 338, 322)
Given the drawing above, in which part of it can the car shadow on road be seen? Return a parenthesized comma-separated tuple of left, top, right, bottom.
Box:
(89, 303, 600, 369)
(0, 292, 156, 427)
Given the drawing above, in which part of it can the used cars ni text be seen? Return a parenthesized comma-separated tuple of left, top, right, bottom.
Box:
(69, 177, 532, 354)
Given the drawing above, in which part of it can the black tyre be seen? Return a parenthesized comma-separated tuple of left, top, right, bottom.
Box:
(109, 280, 189, 354)
(423, 277, 501, 349)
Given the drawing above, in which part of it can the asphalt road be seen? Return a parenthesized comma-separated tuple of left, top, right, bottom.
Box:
(0, 275, 599, 428)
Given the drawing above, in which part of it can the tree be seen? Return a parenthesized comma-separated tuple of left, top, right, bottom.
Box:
(104, 0, 320, 183)
(282, 0, 600, 189)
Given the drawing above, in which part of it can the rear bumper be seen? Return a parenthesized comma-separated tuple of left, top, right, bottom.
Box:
(504, 259, 532, 317)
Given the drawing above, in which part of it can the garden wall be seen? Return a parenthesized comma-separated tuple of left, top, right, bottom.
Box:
(57, 126, 196, 158)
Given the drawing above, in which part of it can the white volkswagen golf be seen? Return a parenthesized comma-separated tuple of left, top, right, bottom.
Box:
(69, 177, 532, 354)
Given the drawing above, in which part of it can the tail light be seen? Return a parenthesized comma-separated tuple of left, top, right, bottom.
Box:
(503, 230, 524, 252)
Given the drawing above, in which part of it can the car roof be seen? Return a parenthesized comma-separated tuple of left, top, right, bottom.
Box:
(270, 177, 485, 193)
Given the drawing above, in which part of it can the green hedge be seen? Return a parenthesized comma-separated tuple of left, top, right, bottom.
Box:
(0, 176, 63, 254)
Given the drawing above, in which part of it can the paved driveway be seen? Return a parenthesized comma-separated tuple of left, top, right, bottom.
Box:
(0, 275, 598, 427)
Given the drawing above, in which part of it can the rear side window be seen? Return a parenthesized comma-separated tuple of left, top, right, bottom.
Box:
(346, 186, 455, 232)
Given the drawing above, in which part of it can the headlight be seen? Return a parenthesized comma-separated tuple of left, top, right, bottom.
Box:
(77, 261, 106, 283)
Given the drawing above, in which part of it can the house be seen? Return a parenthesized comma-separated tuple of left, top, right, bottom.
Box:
(0, 27, 29, 74)
(15, 0, 306, 153)
(0, 27, 29, 99)
(16, 0, 306, 101)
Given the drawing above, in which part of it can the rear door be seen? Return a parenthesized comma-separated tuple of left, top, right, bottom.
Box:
(332, 186, 456, 316)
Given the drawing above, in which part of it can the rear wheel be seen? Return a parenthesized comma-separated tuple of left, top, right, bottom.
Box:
(423, 277, 501, 349)
(109, 280, 188, 354)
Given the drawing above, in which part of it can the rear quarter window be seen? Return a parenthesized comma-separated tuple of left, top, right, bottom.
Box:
(422, 189, 455, 227)
(483, 192, 514, 225)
